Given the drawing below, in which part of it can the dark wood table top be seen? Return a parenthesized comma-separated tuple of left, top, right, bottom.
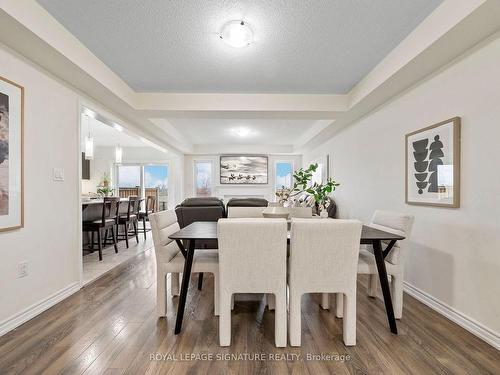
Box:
(169, 221, 405, 242)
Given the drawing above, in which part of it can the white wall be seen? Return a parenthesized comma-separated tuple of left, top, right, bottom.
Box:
(0, 44, 185, 335)
(183, 154, 302, 203)
(0, 44, 80, 330)
(303, 35, 500, 343)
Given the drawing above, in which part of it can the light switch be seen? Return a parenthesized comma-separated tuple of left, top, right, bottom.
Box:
(53, 167, 64, 181)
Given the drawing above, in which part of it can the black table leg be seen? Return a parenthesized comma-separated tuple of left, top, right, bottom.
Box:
(198, 273, 203, 290)
(373, 239, 398, 334)
(174, 239, 195, 334)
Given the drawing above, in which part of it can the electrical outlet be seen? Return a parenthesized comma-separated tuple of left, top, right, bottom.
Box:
(18, 262, 28, 278)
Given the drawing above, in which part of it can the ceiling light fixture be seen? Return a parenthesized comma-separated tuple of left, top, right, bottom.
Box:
(84, 115, 94, 160)
(115, 145, 123, 163)
(233, 128, 251, 137)
(220, 20, 253, 48)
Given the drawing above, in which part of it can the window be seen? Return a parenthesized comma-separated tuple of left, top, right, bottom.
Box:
(194, 161, 212, 197)
(275, 161, 293, 193)
(117, 164, 169, 211)
(117, 165, 141, 197)
(145, 165, 168, 211)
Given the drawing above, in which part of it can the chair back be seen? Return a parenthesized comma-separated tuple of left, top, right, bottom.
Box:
(289, 207, 313, 218)
(132, 196, 144, 215)
(101, 197, 120, 226)
(124, 196, 140, 220)
(218, 218, 287, 293)
(145, 195, 156, 214)
(227, 206, 266, 218)
(149, 210, 181, 263)
(289, 219, 362, 292)
(369, 211, 414, 265)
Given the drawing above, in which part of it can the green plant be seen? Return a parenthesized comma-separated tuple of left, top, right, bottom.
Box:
(305, 178, 340, 210)
(292, 163, 318, 193)
(280, 163, 340, 210)
(97, 186, 114, 197)
(101, 172, 111, 187)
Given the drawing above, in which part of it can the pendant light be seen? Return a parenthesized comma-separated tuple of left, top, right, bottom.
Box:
(115, 145, 123, 163)
(84, 115, 94, 160)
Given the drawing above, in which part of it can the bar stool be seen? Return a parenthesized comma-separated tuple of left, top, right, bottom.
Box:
(116, 196, 140, 248)
(83, 197, 120, 261)
(138, 196, 156, 239)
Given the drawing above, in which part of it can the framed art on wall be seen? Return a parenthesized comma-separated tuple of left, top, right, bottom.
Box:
(0, 76, 24, 231)
(220, 155, 268, 184)
(405, 117, 460, 208)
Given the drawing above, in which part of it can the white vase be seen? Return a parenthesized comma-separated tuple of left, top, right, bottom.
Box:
(319, 210, 328, 218)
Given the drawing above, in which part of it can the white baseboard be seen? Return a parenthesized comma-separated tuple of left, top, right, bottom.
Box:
(403, 281, 500, 350)
(0, 282, 81, 337)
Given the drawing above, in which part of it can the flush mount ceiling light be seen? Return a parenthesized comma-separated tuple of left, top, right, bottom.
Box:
(220, 20, 253, 48)
(232, 128, 251, 137)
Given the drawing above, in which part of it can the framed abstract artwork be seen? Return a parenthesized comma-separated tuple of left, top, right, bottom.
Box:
(220, 155, 268, 184)
(0, 76, 24, 231)
(405, 117, 460, 208)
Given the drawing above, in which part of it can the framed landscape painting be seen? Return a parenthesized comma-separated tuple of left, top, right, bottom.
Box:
(405, 117, 460, 208)
(0, 76, 24, 231)
(220, 155, 268, 184)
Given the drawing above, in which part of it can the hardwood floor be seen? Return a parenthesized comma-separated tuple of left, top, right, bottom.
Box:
(0, 249, 498, 375)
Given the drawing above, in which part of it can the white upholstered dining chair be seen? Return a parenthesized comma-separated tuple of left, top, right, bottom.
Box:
(149, 210, 219, 317)
(333, 211, 414, 320)
(227, 206, 266, 218)
(289, 218, 362, 346)
(288, 206, 313, 218)
(217, 218, 288, 347)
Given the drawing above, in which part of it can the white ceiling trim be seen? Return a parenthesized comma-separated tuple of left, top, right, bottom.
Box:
(149, 118, 192, 150)
(1, 0, 499, 154)
(349, 0, 487, 107)
(193, 143, 295, 155)
(136, 92, 348, 113)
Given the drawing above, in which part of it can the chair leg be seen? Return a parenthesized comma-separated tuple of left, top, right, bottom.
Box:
(142, 217, 147, 239)
(103, 229, 109, 246)
(274, 291, 287, 348)
(198, 273, 204, 290)
(90, 231, 94, 250)
(343, 292, 356, 346)
(321, 293, 330, 310)
(124, 223, 129, 248)
(170, 273, 180, 296)
(111, 226, 118, 253)
(335, 293, 344, 318)
(157, 272, 167, 317)
(219, 291, 232, 346)
(213, 272, 220, 316)
(267, 293, 275, 310)
(391, 274, 403, 319)
(97, 229, 103, 261)
(289, 290, 302, 347)
(133, 220, 139, 243)
(368, 274, 378, 297)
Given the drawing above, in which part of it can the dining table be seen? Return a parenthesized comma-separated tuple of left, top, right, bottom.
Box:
(168, 220, 405, 335)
